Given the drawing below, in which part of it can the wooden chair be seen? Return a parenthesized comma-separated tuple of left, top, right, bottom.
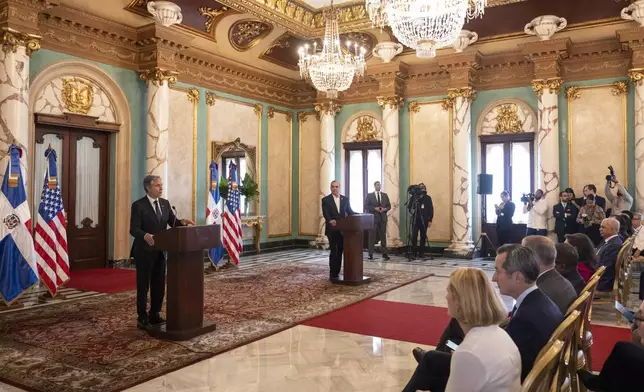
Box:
(535, 310, 582, 392)
(592, 238, 633, 325)
(521, 340, 565, 392)
(579, 275, 602, 372)
(565, 291, 592, 392)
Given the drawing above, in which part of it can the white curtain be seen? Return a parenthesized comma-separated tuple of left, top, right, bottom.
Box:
(33, 134, 63, 216)
(75, 137, 100, 228)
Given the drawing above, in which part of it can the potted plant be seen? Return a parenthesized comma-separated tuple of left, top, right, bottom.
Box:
(219, 176, 229, 201)
(239, 173, 259, 215)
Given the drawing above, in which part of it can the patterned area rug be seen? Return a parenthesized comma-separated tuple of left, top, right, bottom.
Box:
(0, 262, 431, 392)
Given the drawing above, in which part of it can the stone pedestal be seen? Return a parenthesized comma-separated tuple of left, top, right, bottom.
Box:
(378, 96, 403, 248)
(445, 88, 475, 257)
(533, 79, 562, 235)
(141, 68, 176, 197)
(0, 31, 40, 189)
(313, 101, 340, 248)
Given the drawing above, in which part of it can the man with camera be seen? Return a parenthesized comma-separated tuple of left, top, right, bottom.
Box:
(605, 166, 633, 215)
(410, 183, 434, 259)
(522, 189, 548, 236)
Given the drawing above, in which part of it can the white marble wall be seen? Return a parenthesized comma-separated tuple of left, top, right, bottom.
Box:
(448, 93, 474, 254)
(299, 113, 321, 236)
(410, 102, 452, 242)
(537, 89, 560, 234)
(381, 104, 402, 248)
(568, 85, 627, 197)
(167, 87, 196, 220)
(315, 111, 336, 245)
(634, 80, 644, 211)
(267, 110, 292, 237)
(0, 47, 31, 188)
(146, 81, 170, 196)
(33, 76, 116, 122)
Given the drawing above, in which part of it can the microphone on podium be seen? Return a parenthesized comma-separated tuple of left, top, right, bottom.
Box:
(171, 205, 178, 227)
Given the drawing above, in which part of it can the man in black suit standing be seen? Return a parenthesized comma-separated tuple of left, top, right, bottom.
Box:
(411, 183, 434, 259)
(554, 190, 579, 243)
(597, 217, 623, 292)
(576, 184, 607, 211)
(130, 175, 195, 329)
(364, 181, 390, 261)
(321, 180, 355, 280)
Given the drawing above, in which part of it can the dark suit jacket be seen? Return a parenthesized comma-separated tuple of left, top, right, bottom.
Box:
(496, 201, 515, 229)
(536, 268, 578, 315)
(506, 289, 564, 381)
(130, 196, 183, 258)
(553, 202, 579, 236)
(416, 193, 434, 223)
(364, 191, 390, 223)
(576, 195, 606, 211)
(597, 236, 623, 291)
(321, 194, 355, 235)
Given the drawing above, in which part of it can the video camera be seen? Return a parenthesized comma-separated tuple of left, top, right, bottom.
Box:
(407, 184, 424, 196)
(520, 192, 535, 204)
(606, 165, 616, 183)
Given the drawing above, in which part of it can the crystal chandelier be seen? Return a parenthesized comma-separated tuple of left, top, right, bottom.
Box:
(366, 0, 486, 58)
(298, 1, 366, 99)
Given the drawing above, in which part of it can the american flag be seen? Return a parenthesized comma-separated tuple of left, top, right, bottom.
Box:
(223, 161, 243, 265)
(34, 147, 69, 296)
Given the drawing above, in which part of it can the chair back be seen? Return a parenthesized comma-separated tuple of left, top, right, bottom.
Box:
(581, 266, 605, 295)
(521, 340, 565, 392)
(613, 237, 635, 323)
(535, 310, 581, 392)
(564, 291, 591, 391)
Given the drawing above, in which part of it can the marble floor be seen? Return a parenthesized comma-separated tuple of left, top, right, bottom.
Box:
(0, 249, 636, 392)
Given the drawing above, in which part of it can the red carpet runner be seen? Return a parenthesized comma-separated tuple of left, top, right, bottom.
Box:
(303, 299, 633, 372)
(65, 268, 137, 293)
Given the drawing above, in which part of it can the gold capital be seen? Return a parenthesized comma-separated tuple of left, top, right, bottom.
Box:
(267, 106, 275, 118)
(187, 88, 200, 103)
(565, 85, 581, 101)
(377, 95, 404, 110)
(205, 92, 216, 106)
(447, 87, 476, 101)
(629, 68, 644, 86)
(1, 28, 41, 56)
(408, 101, 420, 113)
(139, 67, 179, 86)
(532, 78, 563, 96)
(314, 101, 341, 116)
(254, 104, 262, 116)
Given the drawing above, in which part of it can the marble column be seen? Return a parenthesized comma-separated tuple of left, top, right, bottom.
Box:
(378, 96, 403, 248)
(0, 31, 41, 189)
(313, 101, 340, 247)
(445, 88, 475, 255)
(533, 78, 562, 235)
(630, 69, 644, 211)
(140, 68, 177, 197)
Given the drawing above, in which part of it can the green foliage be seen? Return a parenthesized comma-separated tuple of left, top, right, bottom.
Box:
(239, 173, 259, 201)
(219, 176, 229, 200)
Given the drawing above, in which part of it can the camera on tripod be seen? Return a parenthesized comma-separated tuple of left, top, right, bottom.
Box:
(407, 184, 424, 196)
(520, 192, 535, 204)
(606, 165, 616, 183)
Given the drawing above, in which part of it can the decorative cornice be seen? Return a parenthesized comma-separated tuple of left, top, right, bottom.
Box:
(1, 27, 41, 55)
(565, 85, 581, 100)
(448, 87, 476, 101)
(187, 88, 199, 103)
(612, 81, 629, 96)
(532, 78, 563, 95)
(629, 68, 644, 85)
(377, 95, 403, 110)
(314, 101, 341, 116)
(205, 91, 216, 106)
(139, 67, 178, 85)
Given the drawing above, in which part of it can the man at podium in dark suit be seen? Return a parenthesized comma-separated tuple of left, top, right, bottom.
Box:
(322, 180, 356, 280)
(130, 175, 195, 329)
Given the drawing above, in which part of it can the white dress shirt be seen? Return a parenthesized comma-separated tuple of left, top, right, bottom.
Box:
(147, 194, 160, 212)
(333, 194, 340, 213)
(514, 285, 538, 311)
(445, 324, 522, 392)
(523, 198, 548, 229)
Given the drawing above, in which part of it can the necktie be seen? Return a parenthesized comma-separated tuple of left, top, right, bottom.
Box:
(510, 305, 517, 318)
(377, 192, 381, 206)
(154, 200, 162, 223)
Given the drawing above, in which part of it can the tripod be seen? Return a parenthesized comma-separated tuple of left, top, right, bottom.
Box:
(469, 193, 497, 260)
(404, 192, 433, 262)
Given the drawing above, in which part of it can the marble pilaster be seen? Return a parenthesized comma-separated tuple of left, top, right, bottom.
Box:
(378, 96, 403, 248)
(445, 88, 475, 255)
(532, 79, 562, 235)
(0, 30, 40, 189)
(631, 69, 644, 211)
(141, 68, 177, 197)
(313, 101, 340, 247)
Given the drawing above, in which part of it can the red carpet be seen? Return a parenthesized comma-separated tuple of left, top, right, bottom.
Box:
(303, 299, 633, 371)
(65, 268, 136, 293)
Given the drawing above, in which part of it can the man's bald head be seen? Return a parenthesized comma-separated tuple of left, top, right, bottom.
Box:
(600, 217, 620, 239)
(521, 235, 556, 268)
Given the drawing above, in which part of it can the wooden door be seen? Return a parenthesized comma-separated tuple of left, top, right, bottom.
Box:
(34, 125, 109, 270)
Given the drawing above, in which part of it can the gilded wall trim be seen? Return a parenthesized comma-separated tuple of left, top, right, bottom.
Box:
(297, 111, 319, 236)
(266, 107, 293, 238)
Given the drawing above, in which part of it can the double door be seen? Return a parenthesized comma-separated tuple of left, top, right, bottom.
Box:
(34, 125, 109, 270)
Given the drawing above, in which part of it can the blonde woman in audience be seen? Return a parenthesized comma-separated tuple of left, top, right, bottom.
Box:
(402, 267, 521, 392)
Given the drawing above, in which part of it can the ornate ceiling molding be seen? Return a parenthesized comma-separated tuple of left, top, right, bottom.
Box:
(228, 19, 272, 51)
(199, 5, 236, 41)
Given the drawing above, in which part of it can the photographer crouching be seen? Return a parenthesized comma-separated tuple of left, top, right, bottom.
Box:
(522, 189, 548, 236)
(408, 183, 434, 259)
(605, 165, 633, 215)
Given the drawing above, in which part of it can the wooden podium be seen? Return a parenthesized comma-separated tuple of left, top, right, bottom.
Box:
(332, 214, 374, 286)
(147, 225, 220, 341)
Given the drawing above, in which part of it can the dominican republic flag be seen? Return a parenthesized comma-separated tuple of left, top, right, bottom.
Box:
(34, 146, 69, 296)
(206, 161, 224, 267)
(223, 161, 243, 265)
(0, 145, 38, 305)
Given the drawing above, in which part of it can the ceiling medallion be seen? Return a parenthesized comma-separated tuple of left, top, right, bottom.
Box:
(229, 20, 273, 51)
(298, 1, 366, 99)
(365, 0, 486, 58)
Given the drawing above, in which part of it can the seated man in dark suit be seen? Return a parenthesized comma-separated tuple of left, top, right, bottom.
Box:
(522, 235, 577, 314)
(321, 180, 356, 280)
(597, 217, 623, 292)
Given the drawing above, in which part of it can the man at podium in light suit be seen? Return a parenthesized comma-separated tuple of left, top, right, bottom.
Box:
(130, 175, 195, 330)
(322, 180, 356, 280)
